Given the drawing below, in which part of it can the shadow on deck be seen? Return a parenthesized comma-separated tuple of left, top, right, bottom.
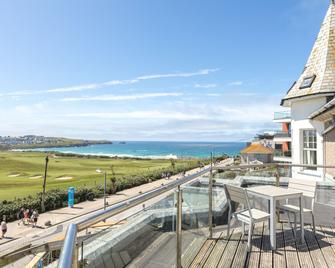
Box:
(182, 222, 335, 268)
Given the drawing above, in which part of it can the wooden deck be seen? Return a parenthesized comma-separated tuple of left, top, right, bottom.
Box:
(182, 222, 335, 268)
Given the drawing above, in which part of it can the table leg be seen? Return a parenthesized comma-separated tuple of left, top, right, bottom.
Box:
(299, 196, 305, 243)
(270, 197, 276, 250)
(268, 200, 271, 231)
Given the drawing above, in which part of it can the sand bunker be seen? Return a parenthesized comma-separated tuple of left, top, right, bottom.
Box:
(29, 175, 43, 179)
(8, 173, 21, 177)
(55, 176, 73, 181)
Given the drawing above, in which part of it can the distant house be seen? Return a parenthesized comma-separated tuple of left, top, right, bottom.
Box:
(240, 143, 274, 164)
(280, 1, 335, 181)
(272, 111, 292, 163)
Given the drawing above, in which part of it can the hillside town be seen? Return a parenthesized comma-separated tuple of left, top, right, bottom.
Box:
(0, 135, 112, 149)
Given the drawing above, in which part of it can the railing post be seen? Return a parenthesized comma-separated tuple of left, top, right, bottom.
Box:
(176, 185, 182, 268)
(208, 152, 213, 239)
(275, 165, 280, 187)
(275, 164, 280, 223)
(73, 245, 79, 268)
(80, 241, 84, 267)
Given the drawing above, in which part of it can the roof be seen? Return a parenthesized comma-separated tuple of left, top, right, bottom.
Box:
(240, 143, 274, 155)
(282, 1, 335, 106)
(323, 125, 335, 135)
(309, 97, 335, 120)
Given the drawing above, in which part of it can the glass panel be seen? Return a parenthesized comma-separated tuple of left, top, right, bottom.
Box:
(180, 173, 212, 267)
(80, 191, 177, 267)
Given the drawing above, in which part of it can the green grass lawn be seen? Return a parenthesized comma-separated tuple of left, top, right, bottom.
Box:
(0, 151, 198, 201)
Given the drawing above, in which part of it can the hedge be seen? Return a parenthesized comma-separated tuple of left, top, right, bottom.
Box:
(0, 161, 208, 222)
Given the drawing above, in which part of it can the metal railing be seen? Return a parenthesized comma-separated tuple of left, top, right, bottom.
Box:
(58, 166, 211, 268)
(57, 162, 335, 268)
(274, 131, 291, 138)
(274, 150, 292, 158)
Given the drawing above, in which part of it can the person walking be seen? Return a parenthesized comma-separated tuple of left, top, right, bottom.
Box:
(17, 208, 24, 226)
(1, 217, 7, 239)
(31, 210, 39, 228)
(23, 209, 29, 225)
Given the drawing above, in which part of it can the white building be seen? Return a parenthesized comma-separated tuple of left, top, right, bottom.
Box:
(281, 1, 335, 181)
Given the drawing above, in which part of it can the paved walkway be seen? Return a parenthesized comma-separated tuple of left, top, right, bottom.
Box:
(0, 158, 233, 257)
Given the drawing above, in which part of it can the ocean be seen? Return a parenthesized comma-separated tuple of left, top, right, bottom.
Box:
(26, 141, 246, 159)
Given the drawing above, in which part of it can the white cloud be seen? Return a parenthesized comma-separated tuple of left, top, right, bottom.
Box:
(66, 111, 208, 120)
(136, 68, 219, 80)
(194, 83, 218, 89)
(228, 81, 243, 86)
(205, 93, 221, 97)
(61, 92, 182, 102)
(65, 101, 276, 124)
(1, 68, 220, 96)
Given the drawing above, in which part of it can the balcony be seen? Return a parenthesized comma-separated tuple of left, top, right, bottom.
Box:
(3, 163, 335, 268)
(273, 131, 292, 142)
(274, 149, 292, 162)
(273, 111, 291, 122)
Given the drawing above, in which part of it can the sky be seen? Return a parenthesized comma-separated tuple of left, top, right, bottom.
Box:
(0, 0, 331, 142)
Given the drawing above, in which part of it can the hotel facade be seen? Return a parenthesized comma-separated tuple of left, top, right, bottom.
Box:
(279, 1, 335, 181)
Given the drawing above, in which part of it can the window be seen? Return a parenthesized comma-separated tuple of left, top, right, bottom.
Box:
(302, 130, 317, 170)
(299, 75, 316, 89)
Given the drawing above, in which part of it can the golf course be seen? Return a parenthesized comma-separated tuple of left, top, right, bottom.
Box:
(0, 151, 199, 201)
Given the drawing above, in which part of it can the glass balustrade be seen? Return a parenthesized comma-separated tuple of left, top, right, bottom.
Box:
(53, 163, 335, 268)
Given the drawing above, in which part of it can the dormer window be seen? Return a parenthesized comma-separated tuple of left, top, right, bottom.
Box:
(300, 75, 316, 89)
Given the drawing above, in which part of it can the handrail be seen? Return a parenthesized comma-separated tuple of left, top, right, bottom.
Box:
(58, 166, 211, 268)
(214, 163, 335, 171)
(58, 162, 335, 268)
(57, 224, 77, 268)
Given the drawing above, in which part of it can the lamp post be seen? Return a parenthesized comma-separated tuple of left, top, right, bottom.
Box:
(96, 169, 107, 210)
(41, 155, 49, 213)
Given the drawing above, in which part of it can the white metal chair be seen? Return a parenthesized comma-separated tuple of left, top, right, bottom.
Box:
(278, 178, 317, 235)
(224, 184, 270, 251)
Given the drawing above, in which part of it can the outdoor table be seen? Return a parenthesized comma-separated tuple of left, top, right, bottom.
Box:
(247, 185, 304, 250)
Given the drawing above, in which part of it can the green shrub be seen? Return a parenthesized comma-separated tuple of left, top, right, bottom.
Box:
(0, 162, 201, 222)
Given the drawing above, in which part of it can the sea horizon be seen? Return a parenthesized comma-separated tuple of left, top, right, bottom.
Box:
(18, 140, 246, 159)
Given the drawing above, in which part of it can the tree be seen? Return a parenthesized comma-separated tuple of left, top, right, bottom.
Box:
(109, 166, 117, 194)
(170, 158, 176, 172)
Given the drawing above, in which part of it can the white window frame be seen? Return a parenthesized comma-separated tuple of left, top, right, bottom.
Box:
(301, 129, 317, 170)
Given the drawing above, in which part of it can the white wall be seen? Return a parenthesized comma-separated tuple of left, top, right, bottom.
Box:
(290, 96, 326, 181)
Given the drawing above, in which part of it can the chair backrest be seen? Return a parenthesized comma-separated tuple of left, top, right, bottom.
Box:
(223, 184, 250, 208)
(288, 178, 316, 198)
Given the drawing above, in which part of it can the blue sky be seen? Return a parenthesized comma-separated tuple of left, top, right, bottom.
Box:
(0, 0, 330, 141)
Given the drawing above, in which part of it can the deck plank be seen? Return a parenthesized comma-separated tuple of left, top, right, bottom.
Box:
(320, 226, 335, 255)
(259, 223, 273, 268)
(181, 237, 207, 268)
(189, 239, 215, 268)
(186, 223, 335, 268)
(245, 222, 264, 268)
(273, 222, 286, 268)
(295, 227, 313, 268)
(216, 230, 242, 268)
(231, 231, 248, 268)
(313, 225, 335, 268)
(203, 230, 230, 268)
(303, 225, 328, 268)
(282, 222, 300, 268)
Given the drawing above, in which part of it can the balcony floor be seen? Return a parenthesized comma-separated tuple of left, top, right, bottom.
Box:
(183, 222, 335, 268)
